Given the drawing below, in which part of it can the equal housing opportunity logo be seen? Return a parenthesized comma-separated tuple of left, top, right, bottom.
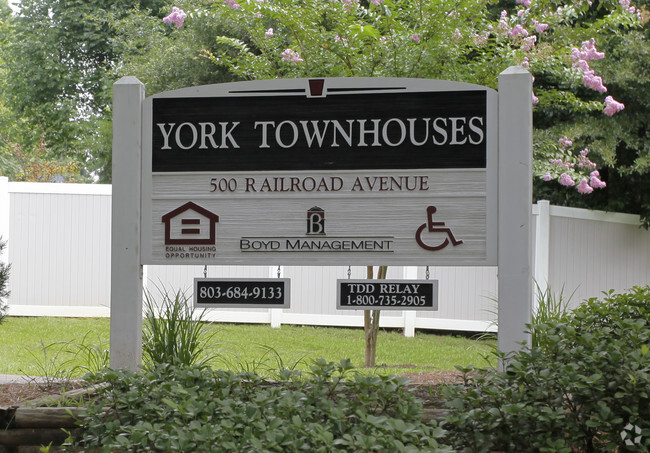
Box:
(162, 202, 219, 259)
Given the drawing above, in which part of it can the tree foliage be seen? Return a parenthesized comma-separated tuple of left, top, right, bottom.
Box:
(533, 14, 650, 226)
(0, 0, 167, 181)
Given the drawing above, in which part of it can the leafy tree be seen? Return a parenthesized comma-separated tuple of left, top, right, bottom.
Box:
(109, 5, 239, 95)
(200, 0, 643, 202)
(0, 0, 20, 177)
(1, 0, 167, 181)
(532, 13, 650, 226)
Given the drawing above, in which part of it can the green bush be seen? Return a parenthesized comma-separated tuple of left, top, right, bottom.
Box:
(74, 360, 452, 452)
(0, 237, 10, 324)
(442, 286, 650, 452)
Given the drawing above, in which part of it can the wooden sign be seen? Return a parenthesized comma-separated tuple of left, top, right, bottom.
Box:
(337, 279, 438, 310)
(141, 78, 498, 266)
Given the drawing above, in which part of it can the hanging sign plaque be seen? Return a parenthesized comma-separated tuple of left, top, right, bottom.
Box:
(194, 278, 290, 309)
(337, 279, 439, 311)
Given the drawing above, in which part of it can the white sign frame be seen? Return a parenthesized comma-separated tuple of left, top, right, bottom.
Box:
(110, 69, 533, 370)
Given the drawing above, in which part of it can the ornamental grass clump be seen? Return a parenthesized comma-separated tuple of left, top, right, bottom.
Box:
(442, 286, 650, 452)
(142, 286, 220, 369)
(531, 282, 574, 349)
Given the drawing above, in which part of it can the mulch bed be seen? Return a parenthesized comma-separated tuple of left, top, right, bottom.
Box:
(0, 381, 85, 407)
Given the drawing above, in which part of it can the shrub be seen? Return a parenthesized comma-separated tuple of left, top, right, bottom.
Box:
(443, 286, 650, 452)
(0, 237, 10, 324)
(74, 360, 452, 452)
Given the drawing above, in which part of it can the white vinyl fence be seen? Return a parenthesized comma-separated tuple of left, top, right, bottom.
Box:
(1, 177, 649, 335)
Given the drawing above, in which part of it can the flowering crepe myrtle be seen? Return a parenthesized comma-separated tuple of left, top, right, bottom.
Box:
(162, 7, 186, 28)
(176, 0, 639, 198)
(603, 96, 625, 116)
(577, 178, 594, 194)
(280, 48, 303, 62)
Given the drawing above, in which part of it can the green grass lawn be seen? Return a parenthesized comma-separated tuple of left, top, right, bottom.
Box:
(0, 316, 496, 377)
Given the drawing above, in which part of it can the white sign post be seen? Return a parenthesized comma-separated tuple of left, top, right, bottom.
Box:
(110, 69, 533, 370)
(497, 67, 533, 356)
(110, 77, 145, 370)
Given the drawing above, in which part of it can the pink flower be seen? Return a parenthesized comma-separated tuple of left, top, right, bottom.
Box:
(223, 0, 241, 9)
(453, 29, 462, 40)
(509, 24, 529, 38)
(578, 148, 597, 170)
(558, 136, 573, 148)
(543, 173, 552, 181)
(581, 39, 605, 60)
(532, 92, 539, 104)
(559, 173, 575, 186)
(534, 22, 548, 33)
(583, 71, 607, 93)
(265, 28, 274, 37)
(590, 171, 607, 189)
(281, 48, 303, 62)
(619, 0, 638, 14)
(577, 178, 594, 194)
(549, 158, 563, 166)
(521, 57, 530, 68)
(570, 40, 605, 63)
(411, 34, 421, 42)
(516, 0, 531, 5)
(371, 0, 384, 4)
(498, 11, 509, 31)
(163, 7, 187, 28)
(522, 36, 537, 51)
(603, 96, 625, 116)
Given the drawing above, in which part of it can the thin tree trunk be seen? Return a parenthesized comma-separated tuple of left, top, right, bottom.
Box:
(364, 265, 387, 367)
(364, 266, 374, 367)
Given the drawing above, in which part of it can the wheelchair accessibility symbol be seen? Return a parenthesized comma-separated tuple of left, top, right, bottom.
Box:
(415, 206, 463, 251)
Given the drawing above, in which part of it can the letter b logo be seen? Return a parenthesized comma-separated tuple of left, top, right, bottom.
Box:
(307, 207, 325, 235)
